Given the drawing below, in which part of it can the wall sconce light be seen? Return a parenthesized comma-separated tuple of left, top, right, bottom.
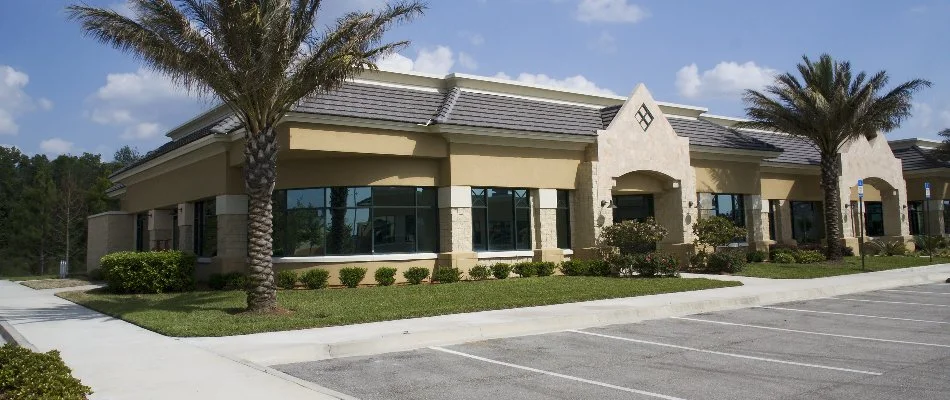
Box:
(688, 201, 694, 208)
(844, 203, 850, 209)
(902, 204, 907, 209)
(600, 200, 617, 209)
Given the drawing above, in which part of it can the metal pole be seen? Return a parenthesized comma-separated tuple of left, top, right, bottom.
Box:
(859, 200, 866, 271)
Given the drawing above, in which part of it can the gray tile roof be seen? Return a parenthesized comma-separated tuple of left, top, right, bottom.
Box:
(600, 105, 621, 128)
(666, 118, 781, 152)
(295, 82, 444, 124)
(110, 116, 238, 178)
(436, 91, 603, 136)
(739, 130, 820, 165)
(893, 145, 949, 171)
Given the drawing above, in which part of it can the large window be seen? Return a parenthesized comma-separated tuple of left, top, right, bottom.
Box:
(556, 190, 571, 249)
(472, 188, 531, 251)
(790, 201, 824, 244)
(908, 201, 924, 235)
(135, 213, 148, 251)
(698, 193, 746, 228)
(944, 200, 950, 234)
(194, 199, 217, 257)
(613, 194, 654, 223)
(272, 187, 438, 257)
(864, 201, 884, 237)
(767, 200, 779, 241)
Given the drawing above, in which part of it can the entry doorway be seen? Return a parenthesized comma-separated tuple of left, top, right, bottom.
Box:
(613, 194, 655, 223)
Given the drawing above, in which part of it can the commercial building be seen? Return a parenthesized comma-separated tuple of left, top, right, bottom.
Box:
(86, 70, 949, 284)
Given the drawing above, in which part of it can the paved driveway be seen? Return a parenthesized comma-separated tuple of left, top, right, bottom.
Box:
(276, 283, 950, 400)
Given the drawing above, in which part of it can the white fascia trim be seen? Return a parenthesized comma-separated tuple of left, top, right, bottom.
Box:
(657, 101, 708, 113)
(665, 114, 699, 121)
(110, 134, 231, 182)
(350, 78, 442, 93)
(105, 187, 127, 198)
(87, 211, 130, 219)
(449, 73, 628, 102)
(166, 104, 231, 140)
(273, 253, 438, 264)
(282, 112, 432, 133)
(477, 250, 534, 259)
(437, 125, 597, 144)
(457, 88, 607, 109)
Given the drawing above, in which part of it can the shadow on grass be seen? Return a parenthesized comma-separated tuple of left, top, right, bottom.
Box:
(51, 288, 246, 321)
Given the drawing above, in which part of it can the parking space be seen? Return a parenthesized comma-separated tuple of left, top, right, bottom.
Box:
(276, 283, 950, 400)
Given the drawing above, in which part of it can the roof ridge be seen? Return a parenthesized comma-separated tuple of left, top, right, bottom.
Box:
(434, 87, 462, 124)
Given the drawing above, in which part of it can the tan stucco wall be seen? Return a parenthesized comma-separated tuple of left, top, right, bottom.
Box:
(693, 159, 761, 194)
(906, 176, 950, 200)
(121, 153, 230, 212)
(445, 143, 583, 189)
(276, 156, 441, 188)
(86, 212, 135, 271)
(761, 172, 822, 201)
(285, 123, 447, 158)
(838, 136, 910, 239)
(612, 172, 665, 193)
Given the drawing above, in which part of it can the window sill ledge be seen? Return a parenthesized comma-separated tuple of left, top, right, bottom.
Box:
(273, 253, 439, 264)
(476, 250, 534, 259)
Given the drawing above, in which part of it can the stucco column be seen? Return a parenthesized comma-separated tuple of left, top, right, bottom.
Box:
(573, 159, 603, 260)
(437, 186, 477, 269)
(882, 189, 912, 251)
(838, 181, 860, 252)
(215, 194, 248, 274)
(744, 195, 770, 252)
(772, 200, 795, 245)
(148, 209, 174, 251)
(176, 202, 195, 253)
(532, 189, 563, 263)
(653, 181, 696, 263)
(86, 211, 135, 271)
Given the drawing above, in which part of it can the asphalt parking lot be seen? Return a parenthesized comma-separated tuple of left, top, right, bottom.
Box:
(276, 283, 950, 400)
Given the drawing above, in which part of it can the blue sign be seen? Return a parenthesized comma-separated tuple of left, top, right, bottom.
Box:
(926, 182, 932, 199)
(857, 179, 864, 198)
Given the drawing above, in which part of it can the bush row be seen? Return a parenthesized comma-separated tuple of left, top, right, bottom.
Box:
(0, 344, 92, 400)
(100, 251, 196, 294)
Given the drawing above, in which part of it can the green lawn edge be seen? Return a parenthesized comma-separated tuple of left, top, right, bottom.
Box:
(735, 256, 950, 279)
(57, 276, 740, 337)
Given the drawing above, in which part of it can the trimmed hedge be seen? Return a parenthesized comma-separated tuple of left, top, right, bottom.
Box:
(746, 250, 767, 263)
(100, 251, 195, 294)
(434, 267, 462, 283)
(0, 344, 92, 400)
(403, 267, 430, 285)
(512, 262, 538, 278)
(707, 250, 746, 273)
(339, 267, 367, 288)
(374, 267, 398, 286)
(794, 250, 825, 264)
(301, 269, 330, 289)
(558, 259, 611, 277)
(468, 265, 491, 281)
(275, 270, 298, 290)
(491, 263, 512, 279)
(536, 262, 557, 277)
(772, 252, 796, 264)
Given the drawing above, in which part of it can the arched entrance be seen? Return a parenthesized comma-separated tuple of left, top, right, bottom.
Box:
(843, 176, 909, 250)
(609, 170, 688, 248)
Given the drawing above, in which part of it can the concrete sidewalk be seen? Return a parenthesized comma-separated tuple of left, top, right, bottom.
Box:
(0, 281, 351, 400)
(185, 264, 950, 366)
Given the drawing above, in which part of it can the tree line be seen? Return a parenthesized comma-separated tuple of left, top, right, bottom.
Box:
(0, 145, 143, 276)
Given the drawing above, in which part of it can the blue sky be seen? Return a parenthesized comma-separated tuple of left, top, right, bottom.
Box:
(1, 0, 948, 159)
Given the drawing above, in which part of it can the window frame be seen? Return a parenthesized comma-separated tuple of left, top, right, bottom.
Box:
(194, 199, 218, 258)
(863, 201, 885, 237)
(556, 190, 571, 249)
(789, 201, 824, 244)
(471, 187, 532, 252)
(908, 201, 924, 235)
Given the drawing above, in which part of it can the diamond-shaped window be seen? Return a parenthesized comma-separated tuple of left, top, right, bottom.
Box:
(635, 104, 654, 131)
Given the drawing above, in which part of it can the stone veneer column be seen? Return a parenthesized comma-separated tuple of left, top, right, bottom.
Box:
(148, 209, 174, 251)
(215, 194, 248, 274)
(838, 180, 860, 252)
(573, 157, 603, 260)
(176, 202, 195, 253)
(531, 189, 563, 263)
(744, 195, 770, 252)
(772, 200, 795, 245)
(437, 186, 477, 269)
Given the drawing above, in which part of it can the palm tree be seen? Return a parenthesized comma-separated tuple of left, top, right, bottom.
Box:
(739, 55, 930, 261)
(69, 0, 425, 312)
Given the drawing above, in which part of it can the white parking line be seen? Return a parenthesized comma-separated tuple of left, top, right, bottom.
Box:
(834, 298, 950, 308)
(759, 306, 950, 325)
(672, 317, 950, 348)
(882, 289, 950, 296)
(429, 346, 686, 400)
(567, 330, 881, 376)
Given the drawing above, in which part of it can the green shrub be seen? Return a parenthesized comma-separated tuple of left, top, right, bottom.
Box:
(746, 250, 767, 263)
(374, 267, 398, 286)
(491, 263, 512, 279)
(275, 270, 298, 289)
(339, 267, 367, 288)
(772, 252, 796, 264)
(559, 260, 589, 276)
(0, 344, 92, 400)
(586, 259, 612, 277)
(512, 262, 538, 277)
(706, 250, 746, 273)
(100, 251, 196, 294)
(605, 253, 635, 277)
(794, 249, 825, 264)
(689, 251, 708, 270)
(598, 218, 668, 255)
(208, 272, 246, 291)
(868, 240, 907, 256)
(769, 243, 798, 260)
(301, 269, 330, 289)
(535, 262, 557, 277)
(403, 267, 430, 285)
(433, 266, 462, 283)
(693, 216, 747, 250)
(915, 235, 946, 256)
(468, 265, 491, 281)
(632, 252, 679, 277)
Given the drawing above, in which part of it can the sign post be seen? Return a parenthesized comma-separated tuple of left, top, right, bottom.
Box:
(858, 180, 866, 271)
(925, 182, 933, 262)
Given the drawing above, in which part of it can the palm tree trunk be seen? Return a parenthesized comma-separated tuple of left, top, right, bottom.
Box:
(245, 126, 279, 312)
(820, 154, 844, 261)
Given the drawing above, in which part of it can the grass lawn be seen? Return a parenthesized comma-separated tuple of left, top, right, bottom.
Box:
(2, 274, 58, 282)
(19, 278, 94, 290)
(58, 276, 739, 337)
(737, 256, 950, 279)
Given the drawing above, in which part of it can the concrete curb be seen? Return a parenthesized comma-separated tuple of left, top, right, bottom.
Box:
(230, 265, 950, 365)
(0, 320, 38, 351)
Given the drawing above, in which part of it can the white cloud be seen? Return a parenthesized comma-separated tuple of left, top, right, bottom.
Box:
(86, 68, 203, 142)
(459, 31, 485, 46)
(589, 31, 617, 54)
(376, 45, 461, 75)
(39, 138, 74, 155)
(0, 65, 51, 135)
(492, 72, 616, 96)
(576, 0, 648, 23)
(458, 52, 478, 70)
(675, 61, 778, 99)
(910, 102, 935, 130)
(37, 98, 53, 111)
